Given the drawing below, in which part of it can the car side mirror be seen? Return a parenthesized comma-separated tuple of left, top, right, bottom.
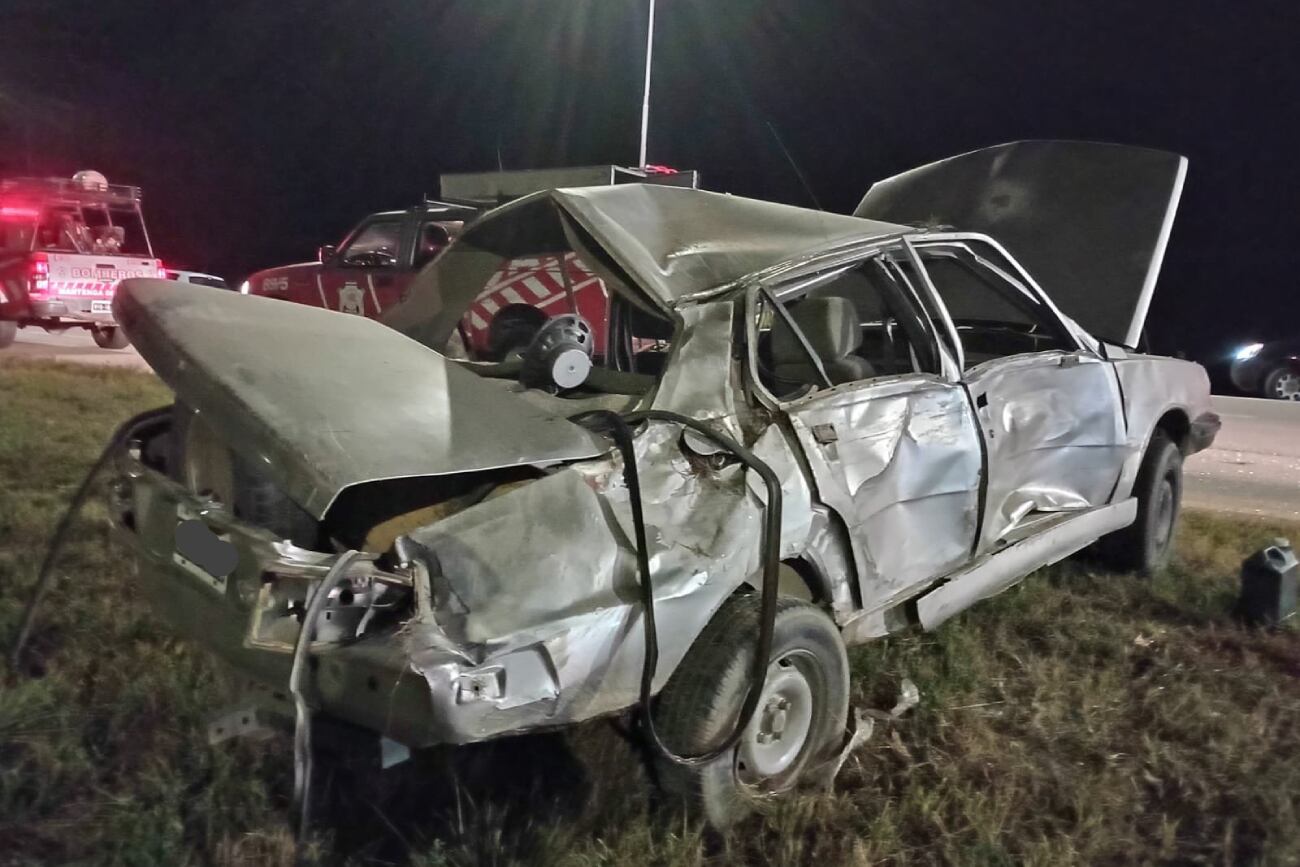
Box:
(318, 244, 336, 263)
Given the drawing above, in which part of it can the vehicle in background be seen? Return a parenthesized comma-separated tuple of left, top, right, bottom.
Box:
(242, 166, 698, 357)
(165, 268, 230, 290)
(0, 171, 164, 350)
(240, 199, 479, 317)
(1231, 336, 1300, 400)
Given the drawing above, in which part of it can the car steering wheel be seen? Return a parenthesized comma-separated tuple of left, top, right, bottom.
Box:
(342, 250, 397, 268)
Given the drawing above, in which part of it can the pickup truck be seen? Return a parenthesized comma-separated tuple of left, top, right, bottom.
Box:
(241, 201, 477, 316)
(0, 172, 164, 349)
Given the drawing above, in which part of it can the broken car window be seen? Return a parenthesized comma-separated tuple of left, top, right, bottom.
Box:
(451, 250, 671, 397)
(457, 252, 604, 361)
(914, 244, 1074, 369)
(757, 255, 940, 399)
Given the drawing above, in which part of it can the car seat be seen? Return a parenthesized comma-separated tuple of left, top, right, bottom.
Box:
(771, 296, 874, 389)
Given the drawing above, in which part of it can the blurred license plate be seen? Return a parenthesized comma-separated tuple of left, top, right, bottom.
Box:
(91, 300, 112, 313)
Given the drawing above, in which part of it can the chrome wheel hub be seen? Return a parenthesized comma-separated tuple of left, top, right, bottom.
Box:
(1273, 371, 1300, 401)
(738, 655, 814, 780)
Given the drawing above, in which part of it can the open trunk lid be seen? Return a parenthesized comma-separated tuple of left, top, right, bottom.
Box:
(114, 279, 608, 519)
(854, 141, 1187, 347)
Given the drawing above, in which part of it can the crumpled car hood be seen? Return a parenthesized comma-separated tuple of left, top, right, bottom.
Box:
(114, 279, 608, 519)
(855, 140, 1187, 348)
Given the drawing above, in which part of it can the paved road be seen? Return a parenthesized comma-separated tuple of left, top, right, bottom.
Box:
(1184, 395, 1300, 522)
(0, 327, 151, 370)
(3, 333, 1297, 521)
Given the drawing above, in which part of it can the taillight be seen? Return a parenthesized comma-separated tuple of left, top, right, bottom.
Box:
(156, 262, 167, 279)
(29, 253, 49, 299)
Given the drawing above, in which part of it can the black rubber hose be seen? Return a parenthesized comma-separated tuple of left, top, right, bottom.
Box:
(570, 409, 783, 767)
(8, 406, 171, 673)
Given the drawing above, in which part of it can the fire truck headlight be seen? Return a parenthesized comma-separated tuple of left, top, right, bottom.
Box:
(238, 280, 250, 295)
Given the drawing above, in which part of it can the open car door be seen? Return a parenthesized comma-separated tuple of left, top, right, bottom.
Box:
(855, 141, 1187, 348)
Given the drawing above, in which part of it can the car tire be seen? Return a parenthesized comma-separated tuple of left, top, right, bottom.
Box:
(171, 402, 319, 548)
(0, 321, 16, 349)
(91, 326, 130, 349)
(1103, 428, 1183, 575)
(1262, 364, 1300, 401)
(654, 595, 849, 828)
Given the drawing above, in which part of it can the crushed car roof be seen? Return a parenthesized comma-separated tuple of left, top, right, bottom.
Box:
(548, 185, 912, 305)
(384, 185, 912, 350)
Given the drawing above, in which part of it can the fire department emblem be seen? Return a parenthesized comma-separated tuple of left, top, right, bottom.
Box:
(338, 282, 364, 315)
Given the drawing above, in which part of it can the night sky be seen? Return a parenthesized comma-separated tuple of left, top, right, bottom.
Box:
(2, 0, 1297, 365)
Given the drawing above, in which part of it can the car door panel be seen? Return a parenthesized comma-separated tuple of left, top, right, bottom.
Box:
(784, 375, 982, 609)
(905, 239, 1129, 553)
(965, 348, 1126, 550)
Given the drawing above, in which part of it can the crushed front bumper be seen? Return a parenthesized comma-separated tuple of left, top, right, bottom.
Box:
(106, 434, 570, 749)
(1189, 410, 1222, 454)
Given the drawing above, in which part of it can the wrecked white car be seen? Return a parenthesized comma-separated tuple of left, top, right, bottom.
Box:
(101, 142, 1218, 826)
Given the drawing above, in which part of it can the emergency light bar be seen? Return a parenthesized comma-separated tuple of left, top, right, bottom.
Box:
(0, 176, 143, 204)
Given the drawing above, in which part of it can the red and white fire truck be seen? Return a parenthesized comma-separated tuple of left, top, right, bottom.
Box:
(0, 171, 165, 349)
(243, 165, 697, 356)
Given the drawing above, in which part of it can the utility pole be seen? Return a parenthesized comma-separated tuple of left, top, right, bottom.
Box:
(638, 0, 656, 167)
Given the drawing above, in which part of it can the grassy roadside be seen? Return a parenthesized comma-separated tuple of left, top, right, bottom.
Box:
(1, 359, 1298, 866)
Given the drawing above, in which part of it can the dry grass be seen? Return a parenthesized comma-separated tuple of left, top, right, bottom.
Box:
(1, 359, 1298, 866)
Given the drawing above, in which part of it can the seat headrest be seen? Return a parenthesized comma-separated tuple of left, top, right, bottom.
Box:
(772, 296, 861, 364)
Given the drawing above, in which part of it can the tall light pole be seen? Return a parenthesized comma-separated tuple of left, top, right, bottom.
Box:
(638, 0, 656, 167)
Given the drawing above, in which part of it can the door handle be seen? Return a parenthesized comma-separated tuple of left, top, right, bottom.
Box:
(811, 423, 838, 445)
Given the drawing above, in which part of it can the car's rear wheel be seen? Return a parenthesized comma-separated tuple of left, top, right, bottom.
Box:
(0, 321, 16, 349)
(654, 595, 849, 828)
(1102, 428, 1183, 575)
(91, 326, 129, 349)
(1262, 365, 1300, 401)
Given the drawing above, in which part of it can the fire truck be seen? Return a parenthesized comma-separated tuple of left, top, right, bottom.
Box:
(0, 171, 165, 349)
(242, 165, 697, 355)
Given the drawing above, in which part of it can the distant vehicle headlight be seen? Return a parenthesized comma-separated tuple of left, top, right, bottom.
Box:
(238, 280, 250, 295)
(1234, 342, 1264, 361)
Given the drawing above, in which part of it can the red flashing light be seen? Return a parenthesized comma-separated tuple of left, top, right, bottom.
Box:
(0, 204, 40, 220)
(29, 252, 49, 300)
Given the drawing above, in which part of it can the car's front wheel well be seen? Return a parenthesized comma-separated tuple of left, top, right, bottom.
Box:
(1153, 408, 1191, 454)
(736, 557, 829, 606)
(776, 558, 828, 604)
